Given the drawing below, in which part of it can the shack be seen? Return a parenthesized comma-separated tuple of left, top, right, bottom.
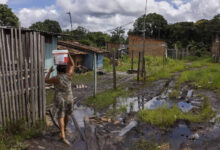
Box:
(128, 34, 166, 57)
(58, 40, 104, 70)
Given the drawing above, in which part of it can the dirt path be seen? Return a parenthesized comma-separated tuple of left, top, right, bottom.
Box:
(26, 65, 220, 150)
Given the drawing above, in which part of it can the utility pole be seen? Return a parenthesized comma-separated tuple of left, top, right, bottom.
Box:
(142, 0, 147, 81)
(66, 11, 73, 31)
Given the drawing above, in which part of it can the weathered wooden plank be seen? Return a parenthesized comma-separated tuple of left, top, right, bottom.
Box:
(6, 33, 16, 122)
(41, 35, 46, 121)
(30, 32, 35, 124)
(10, 29, 18, 121)
(19, 28, 26, 119)
(33, 32, 38, 120)
(38, 33, 42, 120)
(2, 30, 11, 122)
(24, 58, 31, 126)
(14, 29, 22, 119)
(0, 72, 3, 126)
(0, 30, 6, 126)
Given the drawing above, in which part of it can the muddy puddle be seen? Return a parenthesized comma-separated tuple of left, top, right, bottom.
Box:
(104, 79, 220, 149)
(40, 78, 220, 150)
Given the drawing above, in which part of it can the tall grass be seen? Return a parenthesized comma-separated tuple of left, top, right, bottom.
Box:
(179, 63, 220, 89)
(104, 55, 186, 81)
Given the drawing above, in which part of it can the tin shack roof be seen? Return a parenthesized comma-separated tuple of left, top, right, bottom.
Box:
(57, 45, 88, 55)
(0, 26, 68, 36)
(58, 40, 104, 54)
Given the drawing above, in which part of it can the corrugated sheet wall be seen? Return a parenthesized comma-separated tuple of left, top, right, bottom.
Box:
(83, 52, 103, 70)
(45, 36, 58, 77)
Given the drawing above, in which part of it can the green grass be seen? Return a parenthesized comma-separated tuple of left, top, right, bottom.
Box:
(84, 87, 131, 111)
(104, 56, 186, 81)
(179, 63, 220, 89)
(137, 98, 215, 128)
(0, 120, 43, 150)
(104, 55, 139, 72)
(72, 71, 94, 84)
(189, 57, 212, 68)
(131, 138, 158, 150)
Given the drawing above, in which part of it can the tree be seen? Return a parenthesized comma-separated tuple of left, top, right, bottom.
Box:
(132, 13, 168, 39)
(30, 19, 62, 33)
(110, 27, 125, 43)
(0, 4, 19, 27)
(43, 19, 62, 33)
(29, 22, 45, 31)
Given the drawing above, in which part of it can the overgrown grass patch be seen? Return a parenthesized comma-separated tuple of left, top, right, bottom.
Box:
(0, 120, 44, 149)
(104, 56, 186, 81)
(84, 87, 131, 111)
(137, 98, 215, 128)
(179, 63, 220, 89)
(189, 57, 212, 68)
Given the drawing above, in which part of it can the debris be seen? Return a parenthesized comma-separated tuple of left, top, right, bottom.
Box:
(119, 120, 137, 137)
(186, 90, 193, 98)
(38, 145, 46, 150)
(178, 102, 193, 112)
(189, 133, 199, 140)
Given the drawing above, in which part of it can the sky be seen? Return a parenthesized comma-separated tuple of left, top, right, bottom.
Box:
(0, 0, 219, 32)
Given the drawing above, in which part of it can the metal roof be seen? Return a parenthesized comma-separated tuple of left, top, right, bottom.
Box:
(58, 40, 104, 54)
(0, 26, 68, 36)
(57, 45, 88, 55)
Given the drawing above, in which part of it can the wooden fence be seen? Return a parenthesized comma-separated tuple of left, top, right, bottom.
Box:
(0, 28, 46, 127)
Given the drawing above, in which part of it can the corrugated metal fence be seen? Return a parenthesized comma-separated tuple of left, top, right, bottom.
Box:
(0, 28, 46, 127)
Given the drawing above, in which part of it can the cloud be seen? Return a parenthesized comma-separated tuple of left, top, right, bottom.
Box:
(0, 0, 8, 4)
(16, 0, 220, 32)
(17, 5, 60, 27)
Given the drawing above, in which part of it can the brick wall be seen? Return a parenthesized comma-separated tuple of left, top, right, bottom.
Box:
(128, 35, 166, 57)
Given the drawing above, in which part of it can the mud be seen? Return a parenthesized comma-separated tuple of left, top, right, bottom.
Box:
(26, 71, 220, 150)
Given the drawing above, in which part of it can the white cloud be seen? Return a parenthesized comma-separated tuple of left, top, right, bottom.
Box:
(16, 0, 220, 31)
(0, 0, 8, 4)
(17, 5, 60, 27)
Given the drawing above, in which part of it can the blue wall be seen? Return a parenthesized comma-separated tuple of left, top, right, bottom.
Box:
(97, 54, 103, 68)
(45, 36, 58, 77)
(83, 52, 103, 70)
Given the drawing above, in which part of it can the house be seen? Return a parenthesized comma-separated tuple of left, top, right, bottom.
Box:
(58, 40, 104, 70)
(128, 35, 166, 57)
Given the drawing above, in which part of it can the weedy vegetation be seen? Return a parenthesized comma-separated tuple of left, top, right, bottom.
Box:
(138, 98, 215, 128)
(178, 63, 220, 89)
(84, 87, 131, 111)
(0, 120, 44, 150)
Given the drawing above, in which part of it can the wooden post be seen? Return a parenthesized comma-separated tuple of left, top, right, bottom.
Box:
(2, 30, 10, 122)
(94, 53, 97, 97)
(0, 29, 6, 126)
(137, 52, 141, 82)
(113, 49, 116, 89)
(131, 50, 134, 71)
(175, 44, 178, 60)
